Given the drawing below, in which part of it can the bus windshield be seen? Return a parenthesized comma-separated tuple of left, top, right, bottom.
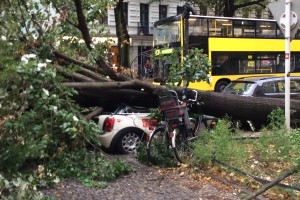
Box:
(153, 20, 181, 47)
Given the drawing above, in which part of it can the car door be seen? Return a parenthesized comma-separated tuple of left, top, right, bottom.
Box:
(261, 81, 282, 98)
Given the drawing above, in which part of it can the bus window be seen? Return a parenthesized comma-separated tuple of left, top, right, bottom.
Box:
(255, 55, 275, 74)
(276, 26, 284, 38)
(295, 27, 300, 39)
(256, 21, 276, 38)
(212, 52, 283, 75)
(233, 20, 255, 38)
(243, 60, 255, 74)
(153, 22, 180, 46)
(275, 54, 285, 72)
(212, 54, 229, 75)
(208, 18, 232, 37)
(277, 54, 300, 73)
(189, 18, 208, 36)
(212, 53, 242, 75)
(291, 54, 300, 72)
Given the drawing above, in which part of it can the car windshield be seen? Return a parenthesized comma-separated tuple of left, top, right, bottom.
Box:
(222, 82, 256, 95)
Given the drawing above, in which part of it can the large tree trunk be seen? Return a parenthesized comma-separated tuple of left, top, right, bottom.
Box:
(197, 91, 300, 126)
(114, 0, 130, 68)
(61, 78, 300, 126)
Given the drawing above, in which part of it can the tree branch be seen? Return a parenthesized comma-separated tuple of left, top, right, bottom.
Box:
(55, 66, 95, 82)
(246, 167, 299, 199)
(73, 0, 92, 50)
(52, 49, 132, 82)
(235, 0, 266, 10)
(52, 50, 105, 74)
(71, 0, 128, 81)
(17, 0, 30, 34)
(95, 57, 118, 80)
(52, 50, 100, 72)
(62, 79, 166, 93)
(75, 66, 108, 82)
(50, 0, 78, 27)
(84, 107, 103, 119)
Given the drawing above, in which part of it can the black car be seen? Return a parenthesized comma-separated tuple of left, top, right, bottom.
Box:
(222, 76, 300, 100)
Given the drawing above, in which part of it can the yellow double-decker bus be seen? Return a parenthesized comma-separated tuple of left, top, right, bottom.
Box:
(152, 14, 300, 92)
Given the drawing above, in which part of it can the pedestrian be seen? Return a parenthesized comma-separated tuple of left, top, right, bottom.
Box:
(144, 59, 152, 79)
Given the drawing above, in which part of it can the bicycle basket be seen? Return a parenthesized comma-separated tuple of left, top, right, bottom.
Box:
(158, 90, 183, 120)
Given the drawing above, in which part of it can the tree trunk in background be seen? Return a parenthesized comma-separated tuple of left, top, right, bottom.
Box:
(114, 0, 130, 68)
(223, 0, 235, 17)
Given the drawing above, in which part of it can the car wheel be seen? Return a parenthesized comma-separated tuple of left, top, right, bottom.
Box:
(116, 129, 143, 154)
(215, 80, 230, 92)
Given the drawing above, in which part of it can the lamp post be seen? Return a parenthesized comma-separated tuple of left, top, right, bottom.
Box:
(285, 0, 291, 132)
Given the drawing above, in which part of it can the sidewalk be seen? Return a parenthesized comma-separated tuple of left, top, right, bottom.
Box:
(41, 154, 241, 200)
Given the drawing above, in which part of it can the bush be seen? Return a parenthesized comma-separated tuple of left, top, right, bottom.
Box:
(254, 108, 300, 164)
(46, 150, 133, 188)
(0, 57, 101, 173)
(0, 55, 132, 198)
(192, 119, 248, 169)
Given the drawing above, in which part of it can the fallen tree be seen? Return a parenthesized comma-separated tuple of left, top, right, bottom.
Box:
(199, 91, 300, 126)
(61, 76, 300, 126)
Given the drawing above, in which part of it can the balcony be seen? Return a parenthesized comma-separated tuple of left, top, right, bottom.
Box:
(137, 22, 154, 36)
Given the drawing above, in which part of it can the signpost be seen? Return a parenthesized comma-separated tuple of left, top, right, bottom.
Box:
(268, 0, 300, 132)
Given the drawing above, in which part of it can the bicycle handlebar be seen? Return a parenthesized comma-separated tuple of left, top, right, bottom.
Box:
(177, 90, 203, 110)
(181, 88, 187, 104)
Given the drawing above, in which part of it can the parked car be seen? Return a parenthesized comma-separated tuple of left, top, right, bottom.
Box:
(221, 76, 300, 99)
(93, 104, 157, 154)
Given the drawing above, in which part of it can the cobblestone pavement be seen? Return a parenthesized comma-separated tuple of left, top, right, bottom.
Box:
(41, 154, 243, 200)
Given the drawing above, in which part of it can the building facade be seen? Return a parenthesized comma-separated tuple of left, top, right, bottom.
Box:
(106, 0, 189, 76)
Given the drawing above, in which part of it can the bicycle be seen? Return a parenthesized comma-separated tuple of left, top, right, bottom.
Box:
(146, 89, 217, 164)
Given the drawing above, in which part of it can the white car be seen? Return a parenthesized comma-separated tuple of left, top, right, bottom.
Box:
(93, 104, 157, 154)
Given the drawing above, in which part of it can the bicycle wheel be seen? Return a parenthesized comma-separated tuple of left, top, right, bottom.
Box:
(173, 127, 194, 163)
(146, 127, 174, 166)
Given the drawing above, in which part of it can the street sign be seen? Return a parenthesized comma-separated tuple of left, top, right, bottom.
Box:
(268, 0, 300, 39)
(279, 11, 298, 30)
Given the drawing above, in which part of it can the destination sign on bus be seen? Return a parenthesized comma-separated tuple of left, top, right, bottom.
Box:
(155, 48, 174, 55)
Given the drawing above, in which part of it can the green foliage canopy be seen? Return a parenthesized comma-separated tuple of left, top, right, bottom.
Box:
(0, 0, 115, 66)
(187, 0, 269, 17)
(0, 47, 101, 172)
